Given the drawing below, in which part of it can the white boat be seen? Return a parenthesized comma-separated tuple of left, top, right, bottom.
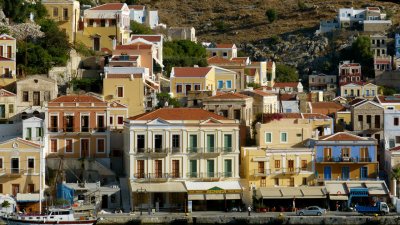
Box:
(1, 208, 98, 225)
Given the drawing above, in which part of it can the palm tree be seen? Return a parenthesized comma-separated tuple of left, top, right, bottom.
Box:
(391, 167, 400, 197)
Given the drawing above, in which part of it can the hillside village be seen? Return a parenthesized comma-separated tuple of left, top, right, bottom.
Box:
(2, 0, 400, 217)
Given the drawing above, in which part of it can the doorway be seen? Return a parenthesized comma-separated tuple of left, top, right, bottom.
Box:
(33, 92, 40, 106)
(101, 195, 108, 209)
(81, 139, 89, 158)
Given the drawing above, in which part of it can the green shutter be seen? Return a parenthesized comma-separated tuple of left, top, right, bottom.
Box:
(224, 160, 232, 177)
(266, 133, 271, 142)
(190, 160, 197, 177)
(207, 160, 214, 177)
(207, 134, 215, 152)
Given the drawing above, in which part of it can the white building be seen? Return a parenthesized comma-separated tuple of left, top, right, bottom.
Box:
(128, 5, 159, 29)
(124, 108, 241, 211)
(383, 108, 400, 150)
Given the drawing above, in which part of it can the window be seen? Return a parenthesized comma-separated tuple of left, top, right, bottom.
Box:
(360, 147, 369, 162)
(189, 134, 197, 152)
(97, 139, 105, 153)
(0, 158, 2, 169)
(0, 184, 2, 193)
(9, 104, 13, 114)
(28, 184, 34, 193)
(81, 115, 89, 132)
(172, 160, 179, 178)
(261, 177, 266, 187)
(28, 158, 34, 169)
(189, 160, 197, 177)
(109, 116, 114, 125)
(302, 177, 307, 185)
(265, 132, 272, 143)
(137, 135, 145, 152)
(117, 86, 123, 97)
(274, 178, 279, 186)
(63, 8, 68, 20)
(258, 162, 265, 174)
(224, 159, 232, 177)
(342, 148, 350, 158)
(172, 134, 180, 150)
(89, 19, 94, 26)
(23, 91, 29, 102)
(224, 134, 232, 152)
(223, 52, 228, 57)
(358, 115, 363, 122)
(212, 52, 217, 56)
(136, 160, 144, 178)
(53, 7, 58, 17)
(194, 84, 201, 91)
(185, 84, 192, 94)
(280, 132, 288, 143)
(206, 134, 215, 152)
(274, 160, 281, 169)
(50, 115, 58, 131)
(366, 90, 370, 96)
(26, 128, 32, 140)
(176, 84, 182, 93)
(117, 116, 123, 125)
(288, 160, 294, 172)
(100, 19, 106, 27)
(226, 80, 232, 89)
(375, 115, 380, 128)
(324, 148, 332, 160)
(301, 160, 307, 170)
(110, 19, 116, 26)
(154, 134, 163, 150)
(217, 80, 223, 89)
(367, 115, 371, 124)
(44, 91, 50, 101)
(65, 139, 73, 153)
(97, 115, 105, 131)
(394, 117, 399, 126)
(234, 109, 240, 120)
(51, 139, 57, 153)
(207, 160, 215, 177)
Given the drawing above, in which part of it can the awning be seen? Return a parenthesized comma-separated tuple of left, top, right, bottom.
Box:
(16, 193, 43, 203)
(347, 183, 364, 189)
(257, 188, 282, 199)
(329, 195, 348, 200)
(365, 182, 388, 195)
(131, 182, 187, 193)
(185, 181, 242, 193)
(225, 194, 241, 200)
(281, 188, 303, 198)
(301, 187, 326, 198)
(188, 194, 204, 201)
(205, 194, 225, 200)
(325, 182, 347, 195)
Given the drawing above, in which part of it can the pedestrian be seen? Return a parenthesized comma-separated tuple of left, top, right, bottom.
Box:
(248, 205, 251, 216)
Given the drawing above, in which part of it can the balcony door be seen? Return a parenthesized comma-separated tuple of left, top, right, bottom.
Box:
(171, 160, 179, 178)
(33, 92, 40, 106)
(341, 167, 350, 180)
(11, 158, 19, 174)
(154, 160, 162, 178)
(81, 139, 89, 158)
(288, 160, 294, 172)
(324, 166, 331, 180)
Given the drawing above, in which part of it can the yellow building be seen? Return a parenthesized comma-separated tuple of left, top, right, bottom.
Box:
(240, 113, 333, 207)
(42, 0, 80, 44)
(0, 138, 42, 212)
(0, 89, 16, 124)
(108, 101, 128, 130)
(170, 67, 216, 99)
(336, 111, 351, 132)
(0, 34, 17, 87)
(214, 66, 236, 91)
(375, 95, 400, 110)
(76, 3, 131, 51)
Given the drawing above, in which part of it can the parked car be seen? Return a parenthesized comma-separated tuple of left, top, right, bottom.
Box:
(296, 206, 326, 216)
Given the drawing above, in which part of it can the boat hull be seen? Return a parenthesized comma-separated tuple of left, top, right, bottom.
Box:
(2, 217, 97, 225)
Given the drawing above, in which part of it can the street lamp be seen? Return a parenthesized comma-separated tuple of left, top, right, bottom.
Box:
(136, 188, 146, 215)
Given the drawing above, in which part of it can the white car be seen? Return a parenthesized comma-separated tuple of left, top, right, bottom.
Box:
(296, 206, 327, 216)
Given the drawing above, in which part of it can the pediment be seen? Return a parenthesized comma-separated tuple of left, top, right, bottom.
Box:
(146, 118, 171, 125)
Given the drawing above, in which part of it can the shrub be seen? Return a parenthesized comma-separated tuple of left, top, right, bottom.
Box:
(265, 9, 277, 23)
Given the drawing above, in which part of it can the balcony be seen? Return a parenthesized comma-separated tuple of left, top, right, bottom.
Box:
(133, 172, 182, 180)
(0, 168, 24, 177)
(221, 147, 233, 153)
(253, 169, 271, 177)
(169, 147, 181, 154)
(48, 127, 60, 133)
(316, 157, 373, 163)
(133, 148, 168, 157)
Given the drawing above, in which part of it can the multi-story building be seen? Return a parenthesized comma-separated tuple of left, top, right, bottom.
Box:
(124, 108, 241, 211)
(130, 35, 163, 66)
(339, 61, 362, 86)
(0, 34, 17, 87)
(76, 3, 131, 51)
(308, 73, 337, 92)
(206, 44, 237, 59)
(0, 88, 16, 124)
(370, 34, 392, 77)
(383, 107, 400, 150)
(375, 95, 400, 110)
(241, 113, 333, 207)
(240, 89, 278, 115)
(42, 0, 80, 43)
(16, 75, 58, 115)
(103, 43, 159, 116)
(0, 137, 43, 212)
(340, 82, 378, 99)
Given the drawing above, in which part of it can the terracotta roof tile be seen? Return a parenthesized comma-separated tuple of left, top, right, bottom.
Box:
(280, 94, 297, 101)
(0, 56, 13, 61)
(348, 98, 367, 106)
(131, 35, 161, 42)
(115, 44, 152, 50)
(207, 56, 237, 64)
(205, 92, 251, 100)
(319, 132, 368, 141)
(302, 113, 331, 119)
(310, 102, 344, 115)
(231, 57, 248, 63)
(389, 146, 400, 151)
(173, 67, 212, 78)
(128, 108, 230, 121)
(273, 82, 299, 88)
(377, 96, 400, 103)
(50, 95, 104, 103)
(252, 90, 275, 96)
(89, 3, 124, 10)
(0, 88, 16, 96)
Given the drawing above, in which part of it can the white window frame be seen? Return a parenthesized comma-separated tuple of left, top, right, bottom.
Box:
(226, 80, 232, 89)
(64, 139, 74, 154)
(96, 138, 106, 153)
(193, 83, 201, 91)
(265, 132, 272, 143)
(0, 157, 3, 169)
(280, 132, 288, 143)
(95, 113, 106, 128)
(80, 113, 90, 132)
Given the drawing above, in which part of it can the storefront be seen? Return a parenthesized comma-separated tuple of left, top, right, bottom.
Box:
(256, 187, 327, 211)
(185, 181, 242, 211)
(16, 193, 42, 213)
(131, 182, 187, 212)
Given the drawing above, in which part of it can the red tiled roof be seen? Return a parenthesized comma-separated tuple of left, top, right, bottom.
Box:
(128, 5, 145, 10)
(0, 56, 12, 61)
(89, 3, 124, 10)
(128, 108, 229, 121)
(340, 63, 361, 67)
(310, 102, 344, 115)
(207, 56, 236, 64)
(115, 44, 152, 50)
(131, 35, 161, 42)
(231, 57, 248, 63)
(367, 7, 380, 11)
(348, 98, 367, 106)
(50, 95, 104, 103)
(319, 132, 367, 141)
(215, 44, 235, 48)
(173, 67, 212, 78)
(274, 82, 299, 88)
(302, 113, 331, 119)
(15, 137, 41, 148)
(390, 146, 400, 151)
(0, 34, 15, 40)
(252, 89, 274, 96)
(0, 88, 16, 97)
(256, 86, 273, 91)
(280, 94, 297, 101)
(377, 96, 400, 103)
(206, 92, 251, 100)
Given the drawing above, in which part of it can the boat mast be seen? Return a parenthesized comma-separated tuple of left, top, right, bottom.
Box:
(39, 137, 43, 214)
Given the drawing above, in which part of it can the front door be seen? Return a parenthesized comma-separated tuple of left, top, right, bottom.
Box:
(324, 166, 331, 180)
(101, 195, 108, 209)
(33, 92, 40, 106)
(12, 184, 19, 196)
(81, 139, 89, 158)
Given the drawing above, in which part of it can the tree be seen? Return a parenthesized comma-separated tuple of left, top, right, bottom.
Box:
(2, 0, 29, 23)
(340, 36, 374, 78)
(130, 21, 153, 35)
(124, 0, 138, 4)
(1, 200, 10, 209)
(275, 64, 299, 82)
(156, 92, 181, 108)
(265, 9, 277, 23)
(78, 0, 94, 6)
(392, 167, 400, 197)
